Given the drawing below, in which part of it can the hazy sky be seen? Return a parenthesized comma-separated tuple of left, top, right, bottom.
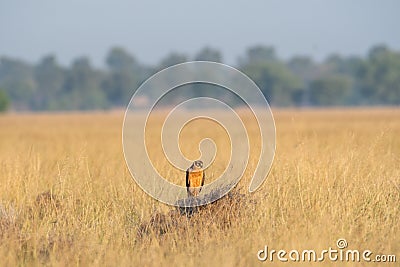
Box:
(1, 0, 399, 67)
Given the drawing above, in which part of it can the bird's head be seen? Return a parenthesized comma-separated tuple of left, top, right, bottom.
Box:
(193, 160, 203, 169)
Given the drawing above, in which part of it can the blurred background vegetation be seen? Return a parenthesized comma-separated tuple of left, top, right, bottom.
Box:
(0, 44, 399, 111)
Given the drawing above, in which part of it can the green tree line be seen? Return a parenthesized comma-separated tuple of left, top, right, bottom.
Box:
(0, 44, 399, 111)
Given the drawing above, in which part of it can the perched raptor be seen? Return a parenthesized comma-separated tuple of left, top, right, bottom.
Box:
(186, 160, 205, 198)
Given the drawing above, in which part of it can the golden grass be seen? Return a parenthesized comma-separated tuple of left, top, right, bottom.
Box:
(0, 109, 399, 266)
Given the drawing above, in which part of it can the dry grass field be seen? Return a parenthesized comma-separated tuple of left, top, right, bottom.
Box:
(0, 109, 399, 266)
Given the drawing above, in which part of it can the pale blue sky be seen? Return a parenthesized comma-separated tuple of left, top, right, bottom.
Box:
(1, 0, 399, 67)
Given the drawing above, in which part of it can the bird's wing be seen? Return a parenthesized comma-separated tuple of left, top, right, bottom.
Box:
(186, 169, 190, 188)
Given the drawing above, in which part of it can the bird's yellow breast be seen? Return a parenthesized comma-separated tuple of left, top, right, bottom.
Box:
(189, 170, 203, 187)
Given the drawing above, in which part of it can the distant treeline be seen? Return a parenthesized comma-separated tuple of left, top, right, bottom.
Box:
(0, 44, 399, 111)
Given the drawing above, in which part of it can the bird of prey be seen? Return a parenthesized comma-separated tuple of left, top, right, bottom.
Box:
(186, 160, 205, 198)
